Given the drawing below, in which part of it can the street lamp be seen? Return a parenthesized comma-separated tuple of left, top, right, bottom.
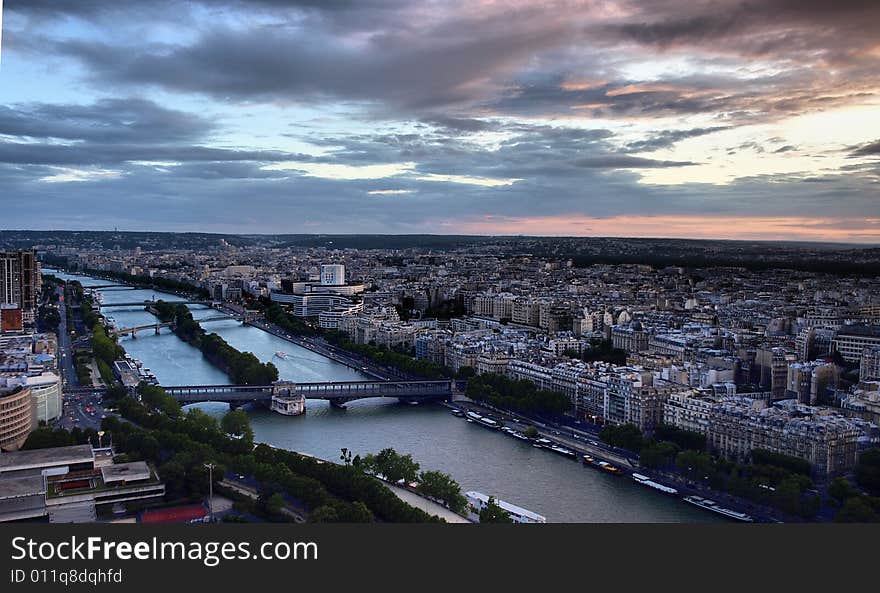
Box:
(204, 462, 215, 523)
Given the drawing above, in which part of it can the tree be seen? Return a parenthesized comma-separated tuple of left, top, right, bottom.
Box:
(523, 426, 539, 439)
(653, 424, 706, 452)
(260, 492, 287, 517)
(600, 424, 644, 452)
(221, 409, 254, 441)
(835, 497, 880, 523)
(855, 448, 880, 495)
(479, 496, 513, 523)
(639, 441, 680, 469)
(751, 449, 811, 476)
(370, 448, 420, 484)
(416, 470, 467, 513)
(829, 477, 859, 506)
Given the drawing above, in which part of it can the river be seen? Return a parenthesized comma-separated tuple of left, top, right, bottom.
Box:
(47, 269, 720, 523)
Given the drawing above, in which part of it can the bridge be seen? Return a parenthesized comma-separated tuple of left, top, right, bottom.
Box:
(161, 379, 455, 411)
(111, 321, 175, 337)
(110, 314, 238, 337)
(98, 299, 212, 308)
(85, 284, 134, 289)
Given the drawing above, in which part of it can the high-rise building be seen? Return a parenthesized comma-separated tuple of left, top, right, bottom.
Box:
(0, 250, 38, 328)
(320, 264, 345, 286)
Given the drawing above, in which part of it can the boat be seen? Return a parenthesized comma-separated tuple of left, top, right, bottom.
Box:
(450, 408, 465, 417)
(631, 473, 679, 495)
(547, 445, 577, 459)
(274, 351, 289, 359)
(582, 454, 595, 465)
(534, 438, 554, 448)
(596, 461, 623, 476)
(465, 491, 546, 524)
(466, 411, 482, 423)
(477, 416, 500, 429)
(683, 496, 754, 522)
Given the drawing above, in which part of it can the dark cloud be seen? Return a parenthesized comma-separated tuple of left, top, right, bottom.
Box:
(572, 156, 695, 169)
(624, 127, 730, 153)
(0, 99, 212, 143)
(420, 117, 499, 134)
(852, 140, 880, 157)
(0, 142, 302, 167)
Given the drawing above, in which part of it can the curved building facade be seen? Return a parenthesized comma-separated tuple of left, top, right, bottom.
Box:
(28, 375, 62, 424)
(0, 386, 36, 452)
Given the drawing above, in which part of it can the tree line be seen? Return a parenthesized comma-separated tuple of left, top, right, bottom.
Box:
(465, 373, 572, 417)
(351, 447, 467, 513)
(153, 301, 278, 385)
(101, 390, 442, 523)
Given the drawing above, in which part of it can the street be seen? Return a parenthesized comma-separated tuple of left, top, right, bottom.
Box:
(55, 283, 109, 432)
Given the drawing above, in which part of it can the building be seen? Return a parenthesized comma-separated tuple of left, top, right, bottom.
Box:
(611, 323, 649, 354)
(663, 390, 718, 434)
(706, 399, 864, 476)
(0, 445, 165, 523)
(834, 326, 880, 364)
(270, 263, 365, 317)
(0, 305, 23, 333)
(860, 346, 880, 383)
(0, 385, 36, 452)
(321, 264, 346, 286)
(26, 373, 62, 424)
(753, 347, 796, 400)
(0, 250, 38, 327)
(785, 361, 838, 406)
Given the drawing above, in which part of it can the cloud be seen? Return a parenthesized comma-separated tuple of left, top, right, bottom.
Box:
(624, 127, 731, 153)
(572, 156, 696, 168)
(852, 140, 880, 157)
(1, 0, 878, 241)
(0, 98, 213, 143)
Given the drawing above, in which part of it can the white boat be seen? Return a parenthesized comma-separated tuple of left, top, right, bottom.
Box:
(477, 416, 499, 429)
(683, 495, 754, 522)
(547, 445, 577, 459)
(274, 351, 289, 359)
(465, 491, 546, 524)
(632, 473, 679, 495)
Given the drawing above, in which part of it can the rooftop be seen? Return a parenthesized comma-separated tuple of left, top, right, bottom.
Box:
(0, 444, 94, 474)
(101, 462, 152, 484)
(0, 475, 46, 500)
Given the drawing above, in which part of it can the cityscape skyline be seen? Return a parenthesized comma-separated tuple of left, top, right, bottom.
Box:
(1, 1, 879, 242)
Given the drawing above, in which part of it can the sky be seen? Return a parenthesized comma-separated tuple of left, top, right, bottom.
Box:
(0, 0, 879, 242)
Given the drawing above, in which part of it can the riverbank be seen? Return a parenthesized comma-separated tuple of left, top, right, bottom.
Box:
(446, 399, 794, 523)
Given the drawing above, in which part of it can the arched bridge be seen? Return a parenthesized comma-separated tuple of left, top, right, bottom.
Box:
(161, 379, 454, 411)
(98, 299, 212, 308)
(111, 315, 240, 338)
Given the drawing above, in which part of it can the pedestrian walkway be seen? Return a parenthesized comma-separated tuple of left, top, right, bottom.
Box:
(386, 483, 472, 523)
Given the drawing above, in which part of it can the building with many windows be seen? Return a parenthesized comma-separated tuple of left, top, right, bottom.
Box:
(0, 385, 35, 452)
(706, 399, 865, 476)
(0, 250, 39, 328)
(860, 346, 880, 383)
(834, 326, 880, 364)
